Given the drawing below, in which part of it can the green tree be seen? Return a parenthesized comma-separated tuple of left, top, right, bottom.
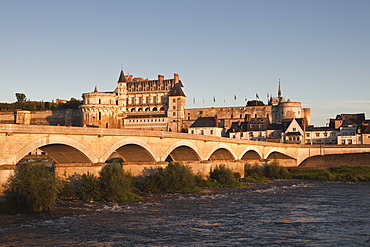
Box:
(209, 164, 237, 186)
(3, 162, 61, 212)
(143, 163, 198, 193)
(247, 100, 264, 106)
(15, 93, 27, 102)
(99, 163, 140, 201)
(79, 172, 101, 201)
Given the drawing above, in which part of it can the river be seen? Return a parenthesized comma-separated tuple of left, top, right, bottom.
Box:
(1, 180, 369, 246)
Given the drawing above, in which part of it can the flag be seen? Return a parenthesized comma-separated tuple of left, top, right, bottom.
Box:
(256, 93, 259, 99)
(213, 96, 216, 102)
(245, 95, 247, 102)
(202, 97, 205, 104)
(234, 95, 237, 100)
(193, 97, 195, 104)
(224, 95, 226, 103)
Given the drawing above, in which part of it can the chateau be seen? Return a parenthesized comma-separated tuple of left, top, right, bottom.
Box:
(81, 70, 311, 133)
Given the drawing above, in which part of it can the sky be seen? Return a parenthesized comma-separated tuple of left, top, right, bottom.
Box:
(1, 0, 369, 126)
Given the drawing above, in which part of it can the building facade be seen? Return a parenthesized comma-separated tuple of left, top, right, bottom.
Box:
(80, 70, 185, 132)
(80, 70, 311, 134)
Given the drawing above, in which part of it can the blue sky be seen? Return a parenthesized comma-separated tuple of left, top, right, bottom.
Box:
(1, 0, 369, 126)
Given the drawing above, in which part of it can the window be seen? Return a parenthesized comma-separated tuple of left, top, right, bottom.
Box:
(315, 133, 320, 137)
(173, 112, 176, 116)
(173, 99, 176, 103)
(331, 132, 336, 137)
(146, 97, 150, 103)
(98, 99, 101, 104)
(342, 140, 346, 145)
(348, 139, 352, 145)
(191, 130, 194, 134)
(306, 133, 310, 137)
(293, 128, 297, 131)
(200, 130, 204, 135)
(210, 130, 214, 135)
(173, 106, 176, 109)
(240, 133, 243, 137)
(98, 112, 101, 120)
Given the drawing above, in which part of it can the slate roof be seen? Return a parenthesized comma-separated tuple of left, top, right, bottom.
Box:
(169, 82, 186, 97)
(190, 117, 219, 128)
(281, 118, 304, 132)
(335, 113, 365, 126)
(118, 70, 126, 82)
(362, 125, 370, 134)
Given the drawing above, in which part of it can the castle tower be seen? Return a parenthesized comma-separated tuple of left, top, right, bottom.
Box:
(116, 69, 128, 114)
(167, 74, 186, 132)
(278, 79, 282, 101)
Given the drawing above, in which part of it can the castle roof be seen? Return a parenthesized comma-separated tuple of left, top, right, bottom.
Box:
(118, 70, 126, 82)
(169, 82, 186, 97)
(190, 117, 219, 128)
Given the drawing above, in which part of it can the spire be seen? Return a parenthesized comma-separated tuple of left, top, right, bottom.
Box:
(278, 79, 282, 98)
(118, 69, 126, 82)
(94, 86, 98, 93)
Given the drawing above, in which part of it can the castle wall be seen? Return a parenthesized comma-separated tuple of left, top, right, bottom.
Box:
(0, 112, 15, 124)
(183, 106, 273, 130)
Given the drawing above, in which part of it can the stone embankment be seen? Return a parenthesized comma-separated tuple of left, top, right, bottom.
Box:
(299, 153, 370, 168)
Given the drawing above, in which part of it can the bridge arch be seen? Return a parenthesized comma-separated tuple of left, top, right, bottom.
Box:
(206, 144, 237, 161)
(239, 147, 263, 161)
(11, 136, 96, 165)
(265, 149, 297, 166)
(102, 137, 157, 163)
(163, 140, 202, 162)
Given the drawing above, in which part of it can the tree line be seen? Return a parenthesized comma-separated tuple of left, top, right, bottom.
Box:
(0, 93, 81, 112)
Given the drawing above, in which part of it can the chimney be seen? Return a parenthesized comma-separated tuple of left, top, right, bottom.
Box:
(174, 73, 179, 83)
(158, 75, 164, 82)
(215, 116, 218, 128)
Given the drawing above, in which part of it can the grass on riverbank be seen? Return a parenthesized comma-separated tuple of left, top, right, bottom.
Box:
(289, 166, 370, 182)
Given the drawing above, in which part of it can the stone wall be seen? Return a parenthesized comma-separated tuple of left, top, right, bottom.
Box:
(0, 112, 14, 124)
(0, 109, 82, 126)
(183, 106, 273, 130)
(299, 153, 370, 168)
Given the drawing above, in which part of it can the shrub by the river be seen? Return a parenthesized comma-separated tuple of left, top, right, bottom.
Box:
(143, 163, 199, 193)
(243, 163, 270, 183)
(99, 163, 141, 201)
(79, 172, 102, 201)
(59, 163, 141, 201)
(289, 166, 370, 181)
(264, 161, 292, 179)
(208, 164, 245, 187)
(2, 162, 62, 213)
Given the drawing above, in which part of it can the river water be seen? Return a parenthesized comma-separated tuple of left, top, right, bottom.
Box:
(1, 180, 370, 246)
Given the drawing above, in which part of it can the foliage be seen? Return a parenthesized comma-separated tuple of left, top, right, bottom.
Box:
(289, 166, 370, 181)
(99, 163, 140, 201)
(208, 164, 245, 187)
(59, 174, 82, 199)
(143, 163, 199, 193)
(247, 100, 265, 106)
(79, 172, 102, 201)
(0, 97, 81, 112)
(59, 163, 141, 202)
(15, 93, 27, 102)
(264, 161, 292, 179)
(2, 162, 62, 212)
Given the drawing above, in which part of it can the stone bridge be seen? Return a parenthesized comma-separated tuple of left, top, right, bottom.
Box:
(1, 124, 370, 185)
